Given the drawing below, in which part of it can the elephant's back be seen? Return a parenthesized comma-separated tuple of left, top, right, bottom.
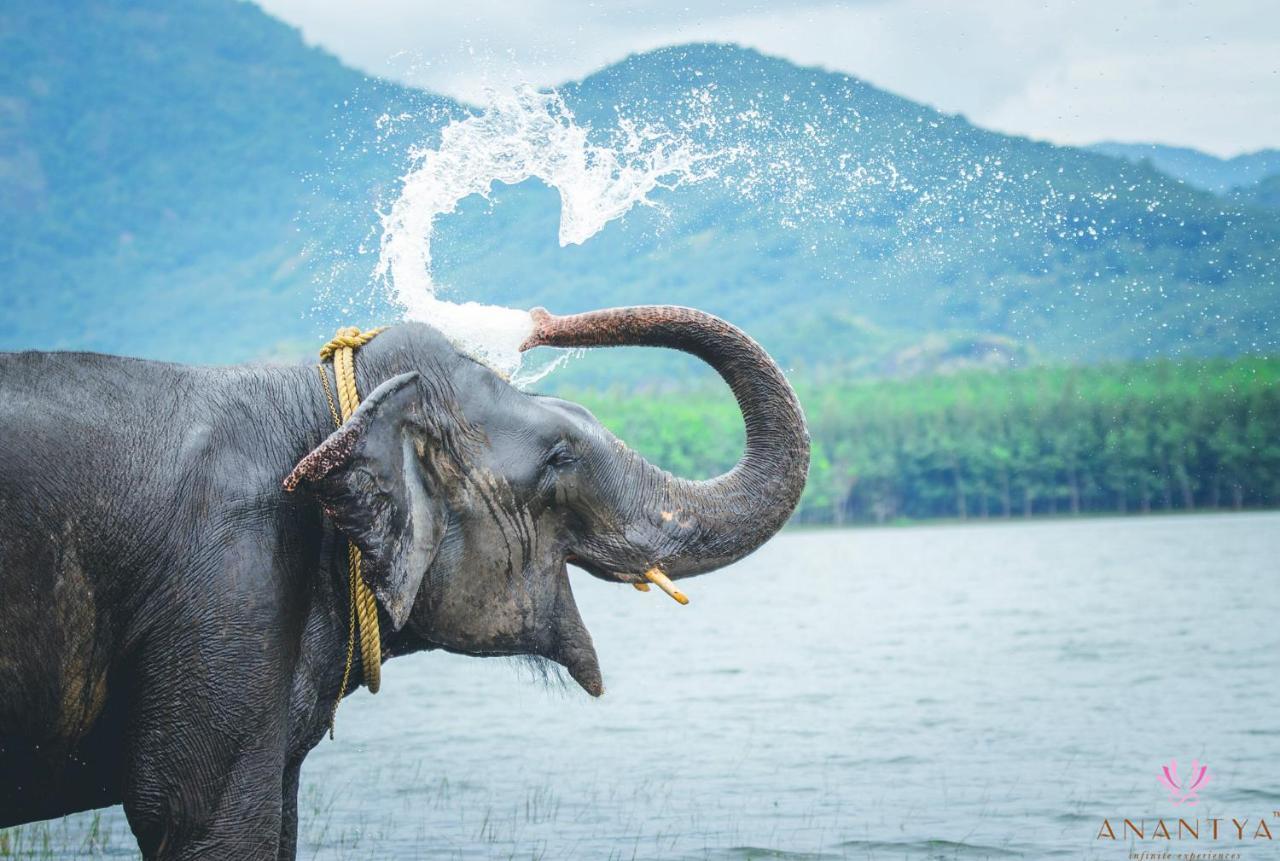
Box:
(0, 350, 196, 496)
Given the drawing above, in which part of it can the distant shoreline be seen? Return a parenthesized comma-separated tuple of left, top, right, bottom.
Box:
(784, 505, 1280, 531)
(581, 356, 1280, 526)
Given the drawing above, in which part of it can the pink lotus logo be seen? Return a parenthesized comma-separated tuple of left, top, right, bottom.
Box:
(1158, 759, 1210, 805)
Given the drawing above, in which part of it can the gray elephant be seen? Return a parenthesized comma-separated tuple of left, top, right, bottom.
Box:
(0, 304, 809, 859)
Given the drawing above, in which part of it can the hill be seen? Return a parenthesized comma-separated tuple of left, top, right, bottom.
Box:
(0, 0, 452, 360)
(2, 1, 1278, 379)
(1231, 174, 1280, 212)
(1088, 142, 1280, 193)
(449, 46, 1280, 377)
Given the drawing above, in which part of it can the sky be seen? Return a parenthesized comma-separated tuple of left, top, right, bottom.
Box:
(254, 0, 1279, 158)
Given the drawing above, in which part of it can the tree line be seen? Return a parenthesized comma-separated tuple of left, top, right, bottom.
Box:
(571, 356, 1280, 525)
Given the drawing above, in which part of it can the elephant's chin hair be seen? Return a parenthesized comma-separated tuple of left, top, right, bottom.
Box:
(509, 654, 571, 693)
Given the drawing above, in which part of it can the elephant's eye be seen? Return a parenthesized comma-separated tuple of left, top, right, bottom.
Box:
(544, 441, 579, 470)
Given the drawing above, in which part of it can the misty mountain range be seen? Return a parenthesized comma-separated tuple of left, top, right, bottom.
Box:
(2, 0, 1277, 382)
(1087, 142, 1280, 194)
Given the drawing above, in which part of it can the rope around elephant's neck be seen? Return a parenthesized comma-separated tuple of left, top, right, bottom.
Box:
(316, 325, 386, 738)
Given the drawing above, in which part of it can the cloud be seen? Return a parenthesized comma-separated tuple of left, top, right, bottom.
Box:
(255, 0, 1279, 156)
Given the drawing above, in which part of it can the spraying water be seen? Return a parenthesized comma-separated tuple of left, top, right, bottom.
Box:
(310, 62, 1222, 379)
(374, 87, 723, 381)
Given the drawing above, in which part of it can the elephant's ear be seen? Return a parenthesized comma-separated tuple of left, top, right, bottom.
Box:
(284, 372, 448, 631)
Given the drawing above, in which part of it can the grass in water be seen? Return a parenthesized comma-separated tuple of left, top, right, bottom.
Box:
(0, 811, 130, 859)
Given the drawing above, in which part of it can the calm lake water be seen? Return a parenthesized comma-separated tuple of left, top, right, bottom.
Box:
(11, 513, 1280, 859)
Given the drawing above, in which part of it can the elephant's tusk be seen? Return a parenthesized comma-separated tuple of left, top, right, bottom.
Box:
(632, 582, 651, 592)
(644, 568, 689, 605)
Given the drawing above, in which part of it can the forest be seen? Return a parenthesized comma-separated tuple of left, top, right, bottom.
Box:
(572, 356, 1280, 525)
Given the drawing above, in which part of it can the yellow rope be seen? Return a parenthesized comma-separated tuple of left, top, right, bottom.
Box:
(317, 325, 386, 736)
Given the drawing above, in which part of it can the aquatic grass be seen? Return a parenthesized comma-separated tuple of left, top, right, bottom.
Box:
(0, 795, 1101, 860)
(0, 811, 133, 859)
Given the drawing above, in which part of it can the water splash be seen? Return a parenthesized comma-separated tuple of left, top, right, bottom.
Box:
(375, 87, 723, 380)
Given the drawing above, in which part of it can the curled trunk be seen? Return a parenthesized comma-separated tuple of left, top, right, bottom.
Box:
(521, 305, 810, 581)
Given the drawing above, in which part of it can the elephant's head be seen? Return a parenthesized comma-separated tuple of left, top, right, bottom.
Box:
(285, 305, 809, 696)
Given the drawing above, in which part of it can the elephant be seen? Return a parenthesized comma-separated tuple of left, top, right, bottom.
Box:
(0, 304, 809, 859)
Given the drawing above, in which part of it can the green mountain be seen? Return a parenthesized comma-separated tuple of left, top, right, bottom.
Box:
(2, 0, 1278, 379)
(449, 46, 1280, 375)
(0, 0, 452, 359)
(1231, 174, 1280, 212)
(1088, 142, 1280, 193)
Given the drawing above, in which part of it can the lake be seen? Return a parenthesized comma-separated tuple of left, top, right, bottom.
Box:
(9, 513, 1280, 859)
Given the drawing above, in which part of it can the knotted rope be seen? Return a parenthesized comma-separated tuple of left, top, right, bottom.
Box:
(316, 325, 386, 736)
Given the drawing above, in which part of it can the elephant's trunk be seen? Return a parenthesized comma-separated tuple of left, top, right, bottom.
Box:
(520, 305, 810, 581)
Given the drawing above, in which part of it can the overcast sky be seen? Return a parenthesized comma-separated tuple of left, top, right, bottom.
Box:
(255, 0, 1279, 157)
